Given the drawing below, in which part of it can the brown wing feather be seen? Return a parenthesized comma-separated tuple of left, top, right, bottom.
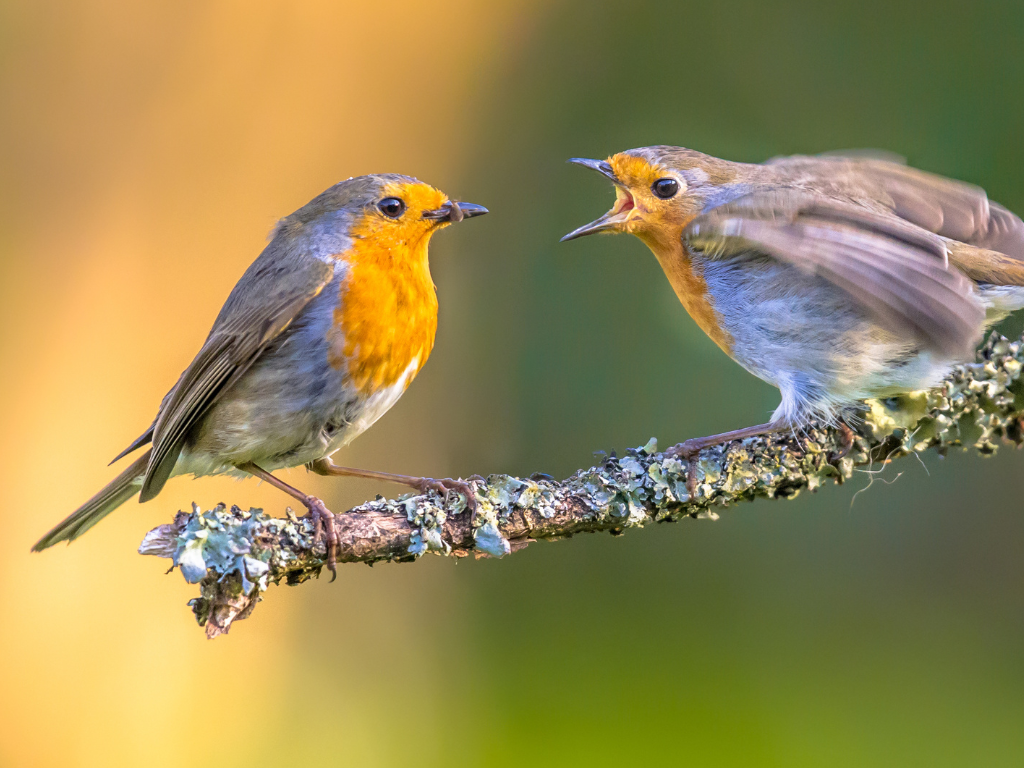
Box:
(685, 190, 985, 358)
(852, 161, 1024, 281)
(770, 153, 1024, 273)
(139, 250, 334, 502)
(974, 203, 1024, 261)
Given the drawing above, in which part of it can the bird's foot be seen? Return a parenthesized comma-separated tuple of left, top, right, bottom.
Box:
(828, 423, 855, 472)
(305, 496, 339, 581)
(665, 422, 787, 500)
(666, 439, 705, 499)
(409, 476, 478, 513)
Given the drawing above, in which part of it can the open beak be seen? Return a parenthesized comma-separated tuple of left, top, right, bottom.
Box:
(561, 158, 634, 242)
(423, 200, 488, 223)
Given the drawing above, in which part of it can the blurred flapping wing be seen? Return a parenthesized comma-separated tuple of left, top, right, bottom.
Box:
(769, 154, 1024, 259)
(685, 190, 985, 358)
(847, 159, 1024, 258)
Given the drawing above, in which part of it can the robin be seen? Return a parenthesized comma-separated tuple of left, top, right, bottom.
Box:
(33, 174, 487, 574)
(563, 146, 1024, 492)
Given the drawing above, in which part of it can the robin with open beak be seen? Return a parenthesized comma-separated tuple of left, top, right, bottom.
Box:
(33, 174, 487, 575)
(564, 146, 1024, 493)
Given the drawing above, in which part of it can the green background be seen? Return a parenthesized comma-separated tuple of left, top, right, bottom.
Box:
(440, 2, 1024, 764)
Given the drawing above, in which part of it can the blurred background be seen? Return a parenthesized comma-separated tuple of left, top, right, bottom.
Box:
(2, 1, 1024, 765)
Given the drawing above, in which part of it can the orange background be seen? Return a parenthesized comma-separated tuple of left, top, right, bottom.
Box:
(0, 3, 535, 764)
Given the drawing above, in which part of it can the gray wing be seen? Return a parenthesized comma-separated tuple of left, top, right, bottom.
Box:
(847, 159, 1024, 258)
(771, 154, 1024, 258)
(139, 248, 334, 501)
(685, 189, 986, 358)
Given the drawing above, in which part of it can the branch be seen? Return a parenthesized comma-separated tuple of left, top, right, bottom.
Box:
(140, 332, 1024, 638)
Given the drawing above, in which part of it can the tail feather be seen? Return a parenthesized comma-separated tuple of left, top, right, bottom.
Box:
(109, 423, 154, 465)
(32, 449, 151, 551)
(949, 242, 1024, 286)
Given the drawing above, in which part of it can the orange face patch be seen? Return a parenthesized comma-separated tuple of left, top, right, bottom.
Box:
(344, 180, 451, 252)
(607, 153, 699, 241)
(327, 180, 448, 394)
(609, 154, 668, 193)
(606, 154, 734, 355)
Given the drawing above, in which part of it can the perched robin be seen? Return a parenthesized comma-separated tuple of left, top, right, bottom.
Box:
(563, 146, 1024, 491)
(33, 174, 487, 574)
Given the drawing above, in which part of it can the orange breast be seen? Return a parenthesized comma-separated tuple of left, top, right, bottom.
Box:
(639, 231, 734, 356)
(327, 227, 438, 396)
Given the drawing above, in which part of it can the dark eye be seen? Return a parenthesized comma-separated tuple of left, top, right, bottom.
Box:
(378, 197, 406, 218)
(652, 178, 679, 199)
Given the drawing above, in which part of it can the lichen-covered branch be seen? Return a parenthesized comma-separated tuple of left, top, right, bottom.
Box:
(140, 333, 1024, 638)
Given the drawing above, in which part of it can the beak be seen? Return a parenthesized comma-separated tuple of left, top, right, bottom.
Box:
(561, 157, 633, 242)
(566, 157, 620, 183)
(423, 200, 488, 223)
(560, 208, 632, 242)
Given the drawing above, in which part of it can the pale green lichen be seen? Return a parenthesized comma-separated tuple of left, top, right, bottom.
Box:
(405, 497, 449, 556)
(171, 504, 271, 592)
(469, 479, 518, 557)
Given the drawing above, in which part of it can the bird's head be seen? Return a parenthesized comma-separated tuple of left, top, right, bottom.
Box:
(276, 173, 487, 264)
(561, 146, 745, 253)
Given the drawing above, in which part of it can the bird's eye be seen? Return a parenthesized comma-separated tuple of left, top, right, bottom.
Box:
(652, 178, 680, 199)
(378, 197, 406, 218)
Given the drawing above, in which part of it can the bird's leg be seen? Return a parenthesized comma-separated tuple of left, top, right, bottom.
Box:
(237, 461, 339, 580)
(667, 421, 789, 498)
(307, 458, 478, 514)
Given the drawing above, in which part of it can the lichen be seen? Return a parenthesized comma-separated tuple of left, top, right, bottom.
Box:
(170, 503, 270, 591)
(405, 497, 449, 556)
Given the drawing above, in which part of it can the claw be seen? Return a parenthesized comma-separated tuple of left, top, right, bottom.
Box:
(454, 478, 480, 514)
(666, 422, 789, 501)
(827, 423, 855, 481)
(667, 440, 703, 498)
(829, 423, 855, 462)
(311, 506, 323, 542)
(305, 496, 338, 581)
(413, 477, 478, 514)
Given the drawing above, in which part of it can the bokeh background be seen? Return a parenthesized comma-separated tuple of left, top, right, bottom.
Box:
(2, 1, 1024, 765)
